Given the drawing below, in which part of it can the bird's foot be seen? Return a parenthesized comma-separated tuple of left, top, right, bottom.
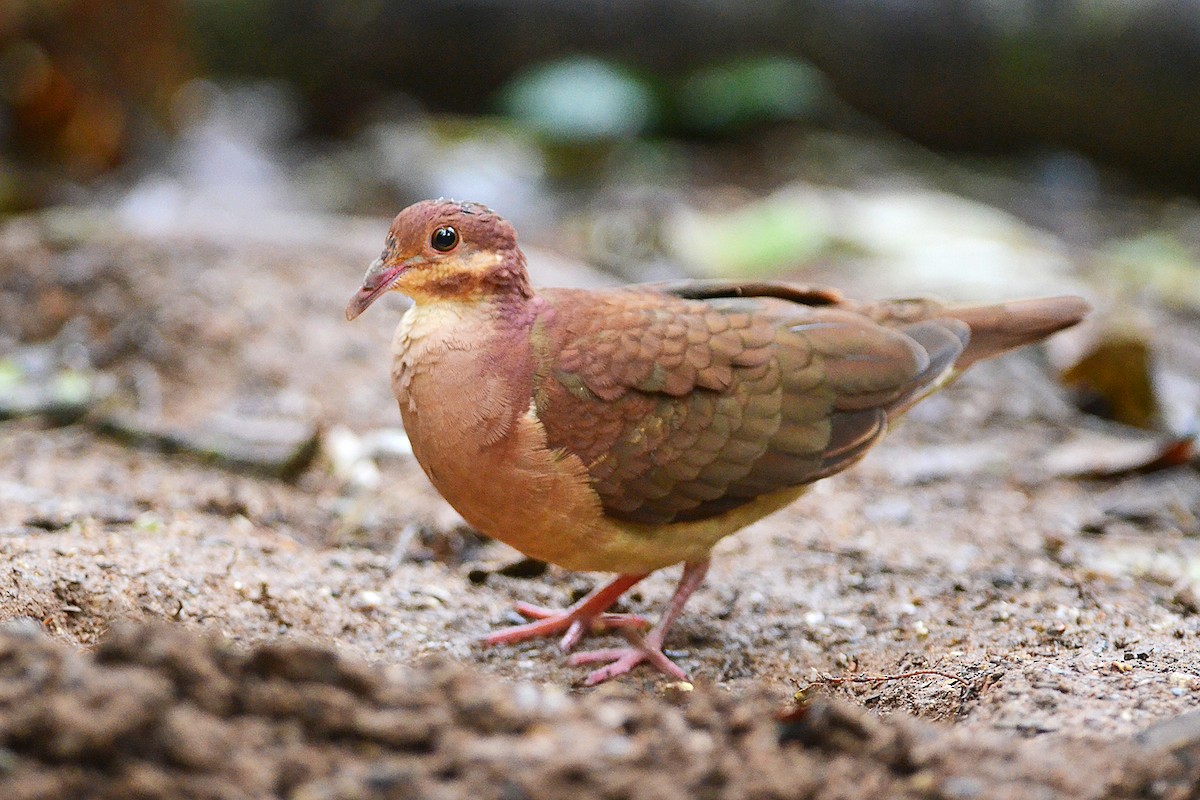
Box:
(485, 602, 650, 651)
(482, 573, 651, 651)
(569, 631, 688, 686)
(484, 562, 708, 685)
(566, 560, 710, 685)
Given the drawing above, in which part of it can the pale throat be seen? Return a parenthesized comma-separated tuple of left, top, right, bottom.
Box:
(398, 248, 516, 304)
(391, 291, 539, 451)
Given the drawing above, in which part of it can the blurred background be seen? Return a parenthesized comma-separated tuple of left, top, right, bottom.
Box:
(5, 1, 1200, 280)
(7, 1, 1200, 260)
(1, 0, 1198, 472)
(1, 2, 1200, 701)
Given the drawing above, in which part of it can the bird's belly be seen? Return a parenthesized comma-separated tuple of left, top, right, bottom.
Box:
(393, 314, 806, 574)
(403, 393, 807, 573)
(401, 398, 615, 569)
(392, 339, 603, 570)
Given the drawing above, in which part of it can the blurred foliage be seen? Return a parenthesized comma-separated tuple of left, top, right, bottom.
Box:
(1063, 332, 1161, 431)
(793, 0, 1200, 191)
(675, 193, 838, 277)
(0, 0, 192, 208)
(178, 0, 1200, 191)
(500, 57, 655, 142)
(1101, 233, 1200, 313)
(4, 0, 1200, 202)
(677, 57, 828, 134)
(497, 54, 832, 143)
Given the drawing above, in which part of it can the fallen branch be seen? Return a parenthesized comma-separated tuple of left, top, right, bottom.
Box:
(800, 669, 971, 689)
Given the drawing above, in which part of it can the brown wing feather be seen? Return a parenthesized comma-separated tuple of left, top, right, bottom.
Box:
(532, 284, 965, 524)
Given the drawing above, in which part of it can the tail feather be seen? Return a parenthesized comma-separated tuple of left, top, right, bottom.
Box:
(882, 319, 970, 417)
(945, 296, 1090, 369)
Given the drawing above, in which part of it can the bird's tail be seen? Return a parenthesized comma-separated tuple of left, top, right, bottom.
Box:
(943, 295, 1090, 370)
(860, 294, 1089, 419)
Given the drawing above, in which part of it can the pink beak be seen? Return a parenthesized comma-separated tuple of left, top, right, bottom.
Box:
(346, 257, 408, 320)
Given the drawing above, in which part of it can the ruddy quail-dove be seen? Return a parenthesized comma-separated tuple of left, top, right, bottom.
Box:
(347, 199, 1089, 685)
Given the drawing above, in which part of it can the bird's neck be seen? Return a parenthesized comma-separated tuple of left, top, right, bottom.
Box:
(414, 289, 539, 334)
(391, 291, 542, 447)
(394, 292, 538, 364)
(402, 249, 534, 305)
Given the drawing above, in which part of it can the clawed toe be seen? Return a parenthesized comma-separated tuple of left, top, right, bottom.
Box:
(561, 612, 649, 648)
(483, 607, 650, 650)
(485, 562, 708, 685)
(569, 633, 689, 685)
(483, 573, 652, 650)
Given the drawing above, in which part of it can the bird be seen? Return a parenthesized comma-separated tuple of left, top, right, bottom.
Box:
(346, 198, 1089, 685)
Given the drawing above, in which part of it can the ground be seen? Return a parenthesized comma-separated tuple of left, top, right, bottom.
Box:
(1, 213, 1198, 798)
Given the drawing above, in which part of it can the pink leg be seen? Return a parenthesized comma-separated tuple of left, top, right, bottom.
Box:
(483, 572, 650, 651)
(570, 559, 711, 686)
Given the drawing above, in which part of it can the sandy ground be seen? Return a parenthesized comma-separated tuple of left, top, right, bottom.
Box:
(1, 213, 1199, 797)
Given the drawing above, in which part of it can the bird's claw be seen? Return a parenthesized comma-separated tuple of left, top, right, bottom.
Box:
(483, 603, 650, 650)
(569, 632, 689, 686)
(558, 613, 650, 650)
(513, 602, 649, 631)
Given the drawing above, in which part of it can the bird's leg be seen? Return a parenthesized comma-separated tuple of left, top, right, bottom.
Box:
(483, 572, 651, 651)
(570, 559, 711, 686)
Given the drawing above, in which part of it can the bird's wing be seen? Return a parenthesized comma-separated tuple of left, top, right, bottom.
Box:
(533, 284, 968, 525)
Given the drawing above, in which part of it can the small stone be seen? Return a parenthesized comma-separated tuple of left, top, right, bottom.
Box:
(1169, 673, 1195, 688)
(350, 590, 384, 611)
(863, 496, 913, 524)
(601, 735, 635, 758)
(417, 584, 451, 603)
(0, 617, 46, 639)
(97, 407, 320, 480)
(1172, 586, 1200, 616)
(941, 776, 984, 799)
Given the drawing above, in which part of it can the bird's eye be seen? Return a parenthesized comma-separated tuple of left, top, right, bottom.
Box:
(430, 226, 459, 252)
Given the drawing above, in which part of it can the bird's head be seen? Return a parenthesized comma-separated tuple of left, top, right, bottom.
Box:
(346, 199, 530, 320)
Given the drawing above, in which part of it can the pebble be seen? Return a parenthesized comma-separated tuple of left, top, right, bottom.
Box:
(863, 496, 913, 524)
(417, 584, 451, 603)
(595, 704, 631, 730)
(601, 736, 635, 758)
(0, 617, 46, 639)
(1169, 672, 1196, 688)
(350, 590, 384, 611)
(941, 776, 984, 799)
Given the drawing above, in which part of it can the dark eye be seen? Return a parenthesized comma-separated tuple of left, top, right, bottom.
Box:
(431, 226, 459, 252)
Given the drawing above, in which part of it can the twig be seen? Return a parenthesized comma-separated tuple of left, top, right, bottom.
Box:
(795, 669, 971, 696)
(794, 668, 989, 721)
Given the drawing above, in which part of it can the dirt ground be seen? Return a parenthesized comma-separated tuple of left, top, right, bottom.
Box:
(2, 211, 1200, 798)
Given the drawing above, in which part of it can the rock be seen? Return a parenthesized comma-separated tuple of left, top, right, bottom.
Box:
(0, 357, 107, 424)
(96, 409, 320, 481)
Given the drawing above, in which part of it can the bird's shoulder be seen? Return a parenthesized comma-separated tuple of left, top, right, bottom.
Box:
(531, 285, 780, 401)
(522, 281, 963, 525)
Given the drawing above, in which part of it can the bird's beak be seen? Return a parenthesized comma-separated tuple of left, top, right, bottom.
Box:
(346, 257, 414, 320)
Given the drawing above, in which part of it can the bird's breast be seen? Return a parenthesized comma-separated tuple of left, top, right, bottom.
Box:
(385, 299, 800, 574)
(388, 302, 612, 568)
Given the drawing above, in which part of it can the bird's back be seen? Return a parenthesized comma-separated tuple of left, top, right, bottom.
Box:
(531, 281, 1087, 527)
